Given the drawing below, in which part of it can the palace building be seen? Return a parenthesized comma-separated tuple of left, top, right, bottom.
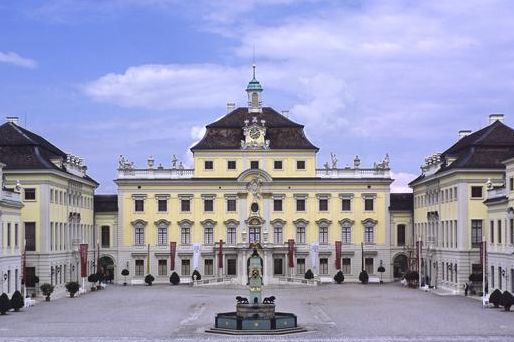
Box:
(105, 67, 411, 285)
(0, 118, 98, 297)
(410, 114, 514, 294)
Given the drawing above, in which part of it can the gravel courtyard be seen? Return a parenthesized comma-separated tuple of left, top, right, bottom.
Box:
(1, 283, 513, 341)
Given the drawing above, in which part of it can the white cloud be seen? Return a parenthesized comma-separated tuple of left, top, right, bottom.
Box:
(83, 64, 246, 110)
(0, 51, 37, 69)
(391, 172, 416, 193)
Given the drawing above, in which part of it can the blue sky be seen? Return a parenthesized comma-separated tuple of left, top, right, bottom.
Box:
(2, 0, 514, 193)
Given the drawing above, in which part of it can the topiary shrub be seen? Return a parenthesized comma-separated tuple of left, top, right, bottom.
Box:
(334, 270, 344, 284)
(121, 269, 129, 286)
(304, 269, 314, 280)
(170, 272, 180, 285)
(40, 283, 54, 302)
(65, 281, 80, 298)
(501, 291, 514, 311)
(87, 273, 98, 291)
(489, 289, 502, 308)
(10, 291, 24, 312)
(192, 270, 201, 282)
(405, 270, 420, 288)
(145, 274, 155, 286)
(0, 293, 10, 315)
(359, 270, 369, 284)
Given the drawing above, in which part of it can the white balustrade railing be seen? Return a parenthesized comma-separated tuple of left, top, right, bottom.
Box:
(118, 168, 195, 179)
(316, 168, 391, 179)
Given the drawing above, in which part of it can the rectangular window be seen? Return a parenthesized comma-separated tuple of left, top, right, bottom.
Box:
(101, 226, 110, 248)
(134, 199, 144, 212)
(274, 160, 283, 169)
(397, 224, 406, 246)
(342, 225, 352, 244)
(274, 226, 283, 244)
(158, 227, 167, 245)
(490, 220, 495, 244)
(471, 220, 482, 248)
(498, 220, 502, 244)
(249, 227, 261, 243)
(250, 161, 259, 169)
(319, 199, 328, 211)
(227, 226, 237, 245)
(226, 198, 236, 212)
(158, 199, 168, 212)
(319, 226, 328, 244)
(364, 225, 374, 244)
(24, 188, 36, 200)
(204, 199, 214, 212)
(204, 160, 213, 170)
(510, 178, 514, 191)
(7, 223, 11, 247)
(181, 199, 191, 212)
(181, 259, 191, 276)
(365, 258, 374, 274)
(134, 227, 144, 245)
(510, 219, 514, 244)
(135, 260, 144, 276)
(204, 227, 214, 245)
(227, 259, 237, 276)
(364, 198, 374, 211)
(14, 223, 18, 247)
(471, 186, 483, 198)
(319, 258, 328, 275)
(342, 258, 351, 274)
(342, 198, 351, 211)
(227, 160, 236, 170)
(158, 260, 167, 276)
(273, 258, 284, 275)
(296, 258, 305, 275)
(204, 259, 214, 276)
(296, 226, 306, 244)
(296, 198, 306, 211)
(273, 199, 283, 211)
(25, 222, 36, 251)
(181, 227, 191, 245)
(296, 160, 306, 169)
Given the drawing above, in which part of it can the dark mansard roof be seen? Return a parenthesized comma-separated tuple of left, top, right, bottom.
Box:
(191, 107, 319, 151)
(94, 194, 118, 213)
(389, 193, 413, 211)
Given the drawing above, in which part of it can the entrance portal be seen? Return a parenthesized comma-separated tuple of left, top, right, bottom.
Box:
(99, 256, 115, 283)
(393, 254, 408, 278)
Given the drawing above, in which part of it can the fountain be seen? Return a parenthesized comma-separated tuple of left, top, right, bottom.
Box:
(206, 246, 305, 335)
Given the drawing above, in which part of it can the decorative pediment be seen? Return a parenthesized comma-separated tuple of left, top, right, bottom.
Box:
(245, 215, 264, 226)
(131, 219, 148, 227)
(154, 219, 171, 226)
(237, 169, 273, 183)
(315, 218, 332, 226)
(223, 219, 240, 226)
(177, 219, 194, 227)
(270, 218, 287, 226)
(361, 218, 378, 226)
(200, 219, 217, 227)
(339, 218, 355, 226)
(293, 218, 309, 226)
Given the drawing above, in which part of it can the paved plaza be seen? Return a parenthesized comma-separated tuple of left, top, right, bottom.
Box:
(0, 283, 513, 341)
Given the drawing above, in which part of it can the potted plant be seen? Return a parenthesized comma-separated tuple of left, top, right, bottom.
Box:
(378, 265, 385, 284)
(121, 269, 129, 286)
(10, 291, 24, 312)
(334, 270, 344, 284)
(65, 281, 80, 298)
(0, 293, 10, 315)
(191, 270, 201, 282)
(88, 273, 98, 291)
(359, 270, 369, 284)
(489, 289, 502, 308)
(304, 269, 314, 280)
(40, 283, 54, 302)
(145, 274, 155, 286)
(170, 272, 180, 286)
(501, 291, 514, 311)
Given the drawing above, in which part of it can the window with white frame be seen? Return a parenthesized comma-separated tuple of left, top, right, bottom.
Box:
(342, 221, 352, 244)
(364, 221, 375, 244)
(180, 222, 191, 245)
(134, 223, 145, 245)
(342, 258, 351, 274)
(204, 222, 214, 245)
(157, 223, 168, 245)
(204, 259, 214, 276)
(273, 223, 283, 244)
(319, 223, 329, 245)
(135, 260, 144, 276)
(226, 222, 237, 245)
(158, 259, 167, 276)
(295, 222, 306, 244)
(319, 258, 328, 275)
(296, 258, 305, 275)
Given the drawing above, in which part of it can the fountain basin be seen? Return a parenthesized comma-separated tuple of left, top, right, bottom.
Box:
(207, 311, 305, 335)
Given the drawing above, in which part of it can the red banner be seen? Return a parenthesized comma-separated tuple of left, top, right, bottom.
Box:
(218, 240, 223, 269)
(79, 244, 88, 277)
(170, 241, 176, 271)
(288, 239, 295, 268)
(335, 241, 342, 270)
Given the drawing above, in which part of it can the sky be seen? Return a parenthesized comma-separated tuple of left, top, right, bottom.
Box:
(2, 0, 514, 193)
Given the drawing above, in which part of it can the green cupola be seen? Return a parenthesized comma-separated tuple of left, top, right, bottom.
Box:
(246, 64, 263, 113)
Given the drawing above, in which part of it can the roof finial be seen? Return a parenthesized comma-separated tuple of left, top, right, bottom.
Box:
(252, 63, 256, 79)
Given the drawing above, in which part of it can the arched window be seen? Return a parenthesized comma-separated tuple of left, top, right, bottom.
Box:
(293, 219, 308, 244)
(251, 92, 259, 107)
(157, 223, 168, 246)
(341, 220, 352, 244)
(204, 222, 214, 245)
(134, 223, 145, 246)
(180, 222, 191, 245)
(316, 219, 332, 245)
(226, 222, 237, 245)
(273, 223, 283, 244)
(363, 220, 376, 244)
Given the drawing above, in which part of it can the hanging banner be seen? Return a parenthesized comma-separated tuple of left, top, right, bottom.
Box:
(79, 244, 88, 277)
(218, 240, 223, 269)
(335, 241, 342, 270)
(310, 242, 319, 274)
(170, 241, 176, 271)
(192, 243, 201, 270)
(288, 239, 295, 268)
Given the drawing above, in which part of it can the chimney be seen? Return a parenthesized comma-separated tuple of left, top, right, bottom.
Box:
(489, 113, 504, 124)
(458, 130, 472, 139)
(227, 103, 236, 113)
(281, 110, 289, 118)
(6, 116, 19, 125)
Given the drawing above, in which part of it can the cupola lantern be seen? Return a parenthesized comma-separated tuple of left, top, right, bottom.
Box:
(246, 64, 263, 113)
